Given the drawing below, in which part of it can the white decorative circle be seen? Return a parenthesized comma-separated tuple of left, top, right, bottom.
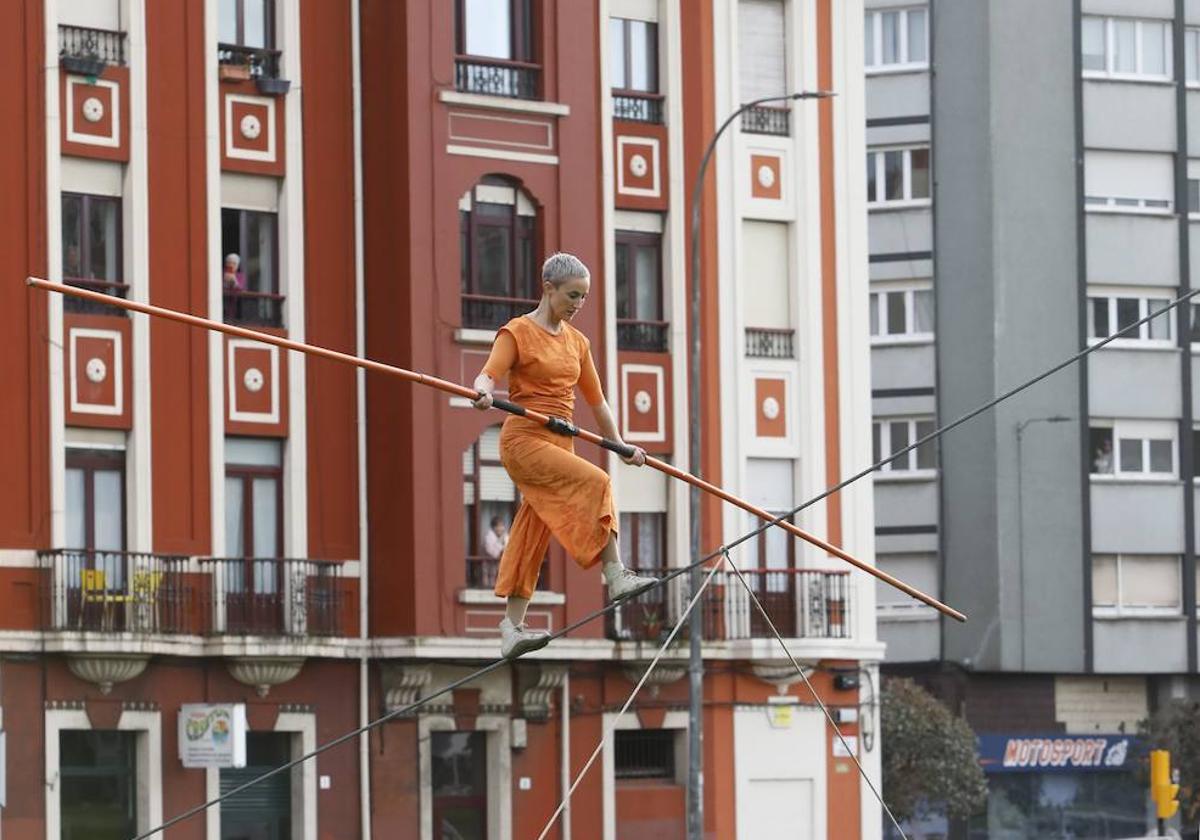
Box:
(629, 154, 648, 178)
(239, 113, 262, 140)
(82, 96, 105, 123)
(634, 390, 652, 415)
(757, 164, 777, 189)
(761, 396, 780, 420)
(85, 357, 107, 383)
(243, 367, 265, 393)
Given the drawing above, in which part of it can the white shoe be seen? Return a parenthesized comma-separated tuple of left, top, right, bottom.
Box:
(500, 617, 551, 659)
(604, 566, 658, 600)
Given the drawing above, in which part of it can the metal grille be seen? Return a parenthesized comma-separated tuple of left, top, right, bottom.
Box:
(741, 104, 790, 136)
(745, 327, 795, 358)
(462, 294, 538, 330)
(612, 92, 664, 124)
(63, 279, 130, 316)
(615, 730, 676, 780)
(617, 320, 669, 352)
(455, 58, 540, 100)
(223, 289, 285, 327)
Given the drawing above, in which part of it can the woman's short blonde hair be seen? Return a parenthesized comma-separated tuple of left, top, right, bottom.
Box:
(542, 252, 589, 286)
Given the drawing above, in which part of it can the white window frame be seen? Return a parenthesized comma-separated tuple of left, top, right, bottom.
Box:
(1085, 287, 1176, 348)
(864, 7, 928, 74)
(873, 416, 937, 478)
(1185, 27, 1200, 86)
(1084, 194, 1173, 214)
(1082, 15, 1173, 83)
(866, 146, 931, 209)
(1089, 419, 1178, 480)
(869, 282, 934, 344)
(1091, 553, 1182, 618)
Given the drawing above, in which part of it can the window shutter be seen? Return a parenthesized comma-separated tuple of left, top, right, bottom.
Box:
(479, 466, 516, 502)
(739, 0, 787, 101)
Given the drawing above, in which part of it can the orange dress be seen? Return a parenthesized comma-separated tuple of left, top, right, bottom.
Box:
(482, 315, 615, 599)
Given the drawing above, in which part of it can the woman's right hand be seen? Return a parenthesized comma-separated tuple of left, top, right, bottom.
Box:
(473, 390, 494, 411)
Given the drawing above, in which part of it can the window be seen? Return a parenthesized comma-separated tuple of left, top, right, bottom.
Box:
(864, 7, 927, 72)
(432, 732, 488, 838)
(1082, 16, 1172, 81)
(1187, 28, 1200, 84)
(223, 438, 283, 633)
(66, 448, 126, 554)
(1084, 150, 1174, 212)
(1189, 177, 1199, 216)
(619, 512, 665, 572)
(464, 426, 521, 588)
(610, 18, 662, 122)
(615, 230, 666, 351)
(615, 730, 677, 781)
(219, 732, 292, 840)
(1087, 292, 1173, 344)
(62, 193, 125, 307)
(455, 0, 537, 99)
(867, 147, 931, 206)
(1193, 426, 1200, 478)
(873, 418, 937, 474)
(1092, 554, 1181, 615)
(870, 285, 934, 342)
(60, 730, 137, 839)
(739, 0, 789, 135)
(459, 177, 538, 330)
(221, 208, 281, 326)
(876, 554, 939, 616)
(218, 0, 273, 49)
(1089, 423, 1176, 478)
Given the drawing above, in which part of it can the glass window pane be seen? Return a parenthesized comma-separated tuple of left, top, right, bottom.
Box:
(610, 19, 626, 89)
(252, 477, 278, 558)
(88, 198, 119, 281)
(60, 731, 137, 840)
(1113, 20, 1136, 73)
(66, 467, 86, 549)
(218, 0, 238, 44)
(913, 289, 934, 333)
(629, 21, 656, 92)
(464, 0, 512, 58)
(1141, 21, 1167, 76)
(883, 151, 903, 200)
(1193, 303, 1200, 343)
(475, 223, 513, 297)
(916, 420, 937, 469)
(1188, 30, 1200, 82)
(1118, 437, 1143, 473)
(615, 241, 631, 319)
(886, 291, 906, 334)
(1190, 179, 1200, 214)
(869, 293, 880, 336)
(907, 10, 927, 64)
(1148, 299, 1171, 341)
(866, 153, 878, 202)
(881, 11, 899, 65)
(62, 195, 82, 278)
(619, 512, 634, 569)
(226, 437, 282, 467)
(634, 244, 660, 320)
(909, 148, 930, 199)
(225, 476, 244, 557)
(244, 0, 268, 48)
(93, 469, 123, 552)
(864, 14, 875, 66)
(1194, 429, 1200, 476)
(243, 212, 276, 293)
(889, 420, 911, 465)
(1149, 439, 1173, 473)
(1090, 427, 1114, 475)
(872, 422, 882, 465)
(1091, 555, 1118, 606)
(1122, 555, 1179, 608)
(1082, 17, 1106, 71)
(1090, 298, 1109, 338)
(432, 732, 487, 795)
(637, 514, 663, 569)
(1115, 298, 1139, 333)
(764, 524, 789, 570)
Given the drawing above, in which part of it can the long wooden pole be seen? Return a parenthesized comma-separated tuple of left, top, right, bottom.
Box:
(28, 277, 967, 622)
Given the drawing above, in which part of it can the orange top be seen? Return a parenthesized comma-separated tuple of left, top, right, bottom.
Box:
(482, 315, 603, 417)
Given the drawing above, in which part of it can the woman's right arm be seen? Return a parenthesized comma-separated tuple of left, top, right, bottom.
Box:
(473, 330, 517, 410)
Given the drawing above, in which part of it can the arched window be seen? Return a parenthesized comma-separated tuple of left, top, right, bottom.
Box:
(459, 176, 539, 330)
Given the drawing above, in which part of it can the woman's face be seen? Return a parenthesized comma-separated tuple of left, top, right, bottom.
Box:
(544, 274, 590, 322)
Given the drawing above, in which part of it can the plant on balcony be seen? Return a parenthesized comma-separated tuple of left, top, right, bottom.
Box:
(881, 677, 987, 823)
(1139, 701, 1200, 824)
(219, 62, 253, 82)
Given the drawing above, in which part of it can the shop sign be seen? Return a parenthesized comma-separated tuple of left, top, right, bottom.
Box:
(179, 703, 247, 769)
(977, 734, 1135, 774)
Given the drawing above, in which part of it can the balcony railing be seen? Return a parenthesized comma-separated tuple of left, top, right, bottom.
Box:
(466, 555, 550, 591)
(63, 278, 130, 316)
(218, 43, 284, 81)
(455, 56, 540, 100)
(462, 293, 538, 331)
(612, 91, 664, 124)
(223, 288, 285, 328)
(202, 558, 347, 637)
(745, 327, 795, 359)
(606, 568, 852, 643)
(39, 550, 204, 634)
(617, 319, 669, 352)
(741, 105, 791, 136)
(58, 24, 127, 74)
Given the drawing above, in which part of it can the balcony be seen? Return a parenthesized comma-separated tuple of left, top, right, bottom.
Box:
(58, 24, 127, 75)
(37, 550, 349, 639)
(223, 288, 285, 328)
(745, 327, 795, 359)
(741, 105, 790, 137)
(462, 293, 538, 331)
(454, 56, 540, 100)
(606, 568, 852, 643)
(612, 91, 664, 124)
(63, 278, 130, 316)
(617, 319, 669, 352)
(217, 43, 290, 95)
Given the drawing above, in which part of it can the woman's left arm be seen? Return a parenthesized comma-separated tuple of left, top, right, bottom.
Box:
(580, 345, 646, 467)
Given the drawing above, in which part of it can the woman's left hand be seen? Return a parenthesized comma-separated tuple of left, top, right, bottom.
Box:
(621, 444, 647, 467)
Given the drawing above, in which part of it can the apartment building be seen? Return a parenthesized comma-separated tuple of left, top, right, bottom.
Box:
(867, 0, 1200, 835)
(1, 0, 881, 837)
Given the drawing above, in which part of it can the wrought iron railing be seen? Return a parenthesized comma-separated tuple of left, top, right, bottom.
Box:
(612, 91, 664, 124)
(461, 293, 538, 331)
(745, 327, 795, 359)
(201, 557, 346, 637)
(39, 550, 202, 634)
(63, 278, 130, 316)
(617, 319, 669, 352)
(606, 567, 851, 642)
(741, 104, 791, 136)
(58, 24, 127, 72)
(217, 43, 284, 81)
(466, 555, 550, 591)
(454, 56, 540, 100)
(223, 289, 285, 328)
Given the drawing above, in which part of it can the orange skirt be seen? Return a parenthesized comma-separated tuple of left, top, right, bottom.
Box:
(493, 416, 617, 599)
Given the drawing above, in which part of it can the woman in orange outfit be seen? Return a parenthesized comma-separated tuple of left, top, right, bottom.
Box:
(473, 253, 657, 658)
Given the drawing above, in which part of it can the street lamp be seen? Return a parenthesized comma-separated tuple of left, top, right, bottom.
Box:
(685, 89, 834, 840)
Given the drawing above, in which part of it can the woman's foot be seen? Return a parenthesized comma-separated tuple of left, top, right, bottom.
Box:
(603, 564, 657, 600)
(499, 617, 551, 659)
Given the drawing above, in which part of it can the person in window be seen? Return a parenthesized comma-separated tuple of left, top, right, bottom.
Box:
(483, 515, 509, 560)
(1093, 437, 1114, 475)
(64, 244, 82, 278)
(473, 253, 656, 658)
(222, 253, 246, 290)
